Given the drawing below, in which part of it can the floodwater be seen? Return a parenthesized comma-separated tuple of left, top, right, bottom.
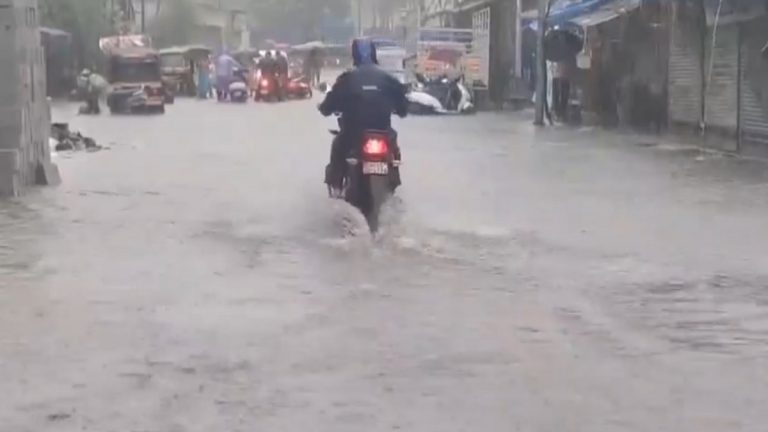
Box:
(2, 96, 768, 431)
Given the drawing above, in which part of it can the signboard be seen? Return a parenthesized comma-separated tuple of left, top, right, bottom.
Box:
(99, 34, 152, 53)
(705, 0, 766, 25)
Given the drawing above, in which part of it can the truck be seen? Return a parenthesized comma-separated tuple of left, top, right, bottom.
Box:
(406, 27, 489, 90)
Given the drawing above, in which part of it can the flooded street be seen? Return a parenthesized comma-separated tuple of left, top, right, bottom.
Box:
(3, 97, 768, 431)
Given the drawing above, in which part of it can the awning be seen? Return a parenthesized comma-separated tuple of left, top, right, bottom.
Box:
(40, 27, 71, 37)
(548, 0, 613, 24)
(568, 0, 641, 27)
(522, 0, 640, 28)
(456, 0, 492, 12)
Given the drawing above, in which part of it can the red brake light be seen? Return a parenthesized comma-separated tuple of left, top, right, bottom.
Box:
(363, 137, 389, 156)
(261, 79, 270, 87)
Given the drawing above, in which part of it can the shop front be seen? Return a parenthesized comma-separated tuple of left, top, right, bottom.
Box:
(535, 0, 654, 126)
(669, 0, 767, 152)
(739, 16, 768, 156)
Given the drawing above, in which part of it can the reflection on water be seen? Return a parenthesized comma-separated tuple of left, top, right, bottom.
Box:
(2, 101, 768, 430)
(606, 275, 768, 356)
(0, 200, 50, 286)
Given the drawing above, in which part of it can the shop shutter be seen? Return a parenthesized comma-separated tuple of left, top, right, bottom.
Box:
(739, 20, 768, 150)
(668, 23, 703, 127)
(703, 25, 739, 135)
(472, 7, 491, 89)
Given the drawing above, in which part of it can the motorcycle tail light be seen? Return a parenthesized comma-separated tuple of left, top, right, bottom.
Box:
(261, 79, 270, 87)
(362, 134, 389, 157)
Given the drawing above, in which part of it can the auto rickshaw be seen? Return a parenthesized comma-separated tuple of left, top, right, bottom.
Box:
(159, 45, 212, 99)
(105, 47, 166, 114)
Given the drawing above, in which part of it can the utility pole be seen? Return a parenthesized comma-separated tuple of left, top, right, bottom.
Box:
(515, 0, 522, 77)
(110, 0, 115, 31)
(534, 0, 547, 126)
(358, 0, 363, 36)
(141, 0, 146, 33)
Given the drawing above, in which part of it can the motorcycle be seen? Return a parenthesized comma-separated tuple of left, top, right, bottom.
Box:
(228, 69, 249, 103)
(328, 126, 401, 233)
(254, 73, 283, 102)
(285, 75, 313, 99)
(407, 74, 475, 115)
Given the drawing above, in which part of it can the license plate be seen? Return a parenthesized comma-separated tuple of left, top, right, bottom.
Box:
(362, 162, 389, 175)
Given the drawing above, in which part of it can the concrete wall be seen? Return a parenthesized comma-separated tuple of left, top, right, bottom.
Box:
(0, 0, 56, 196)
(193, 0, 249, 51)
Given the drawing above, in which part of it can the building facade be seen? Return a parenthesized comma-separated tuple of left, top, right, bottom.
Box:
(0, 0, 58, 196)
(190, 0, 249, 51)
(131, 0, 249, 50)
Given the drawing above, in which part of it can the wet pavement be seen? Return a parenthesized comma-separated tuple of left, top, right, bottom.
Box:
(2, 96, 768, 431)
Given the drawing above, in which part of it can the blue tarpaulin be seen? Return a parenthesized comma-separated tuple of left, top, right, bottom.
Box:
(547, 0, 614, 25)
(524, 0, 640, 30)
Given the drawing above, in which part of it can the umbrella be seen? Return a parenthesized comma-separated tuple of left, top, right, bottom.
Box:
(544, 25, 584, 62)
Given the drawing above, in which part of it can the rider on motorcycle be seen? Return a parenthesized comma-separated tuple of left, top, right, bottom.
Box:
(275, 51, 290, 95)
(257, 51, 280, 98)
(215, 52, 241, 99)
(318, 38, 408, 193)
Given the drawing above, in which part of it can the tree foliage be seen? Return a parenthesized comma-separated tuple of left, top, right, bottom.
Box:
(148, 0, 199, 48)
(39, 0, 113, 70)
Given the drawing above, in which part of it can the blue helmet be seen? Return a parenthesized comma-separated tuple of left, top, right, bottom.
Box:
(351, 38, 378, 66)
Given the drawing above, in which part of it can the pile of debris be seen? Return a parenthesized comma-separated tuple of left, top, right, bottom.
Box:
(50, 123, 102, 152)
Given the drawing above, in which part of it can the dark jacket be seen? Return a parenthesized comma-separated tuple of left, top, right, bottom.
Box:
(259, 57, 277, 76)
(319, 64, 408, 132)
(276, 55, 289, 76)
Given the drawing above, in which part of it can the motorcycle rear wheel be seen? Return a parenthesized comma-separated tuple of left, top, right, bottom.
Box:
(364, 175, 391, 233)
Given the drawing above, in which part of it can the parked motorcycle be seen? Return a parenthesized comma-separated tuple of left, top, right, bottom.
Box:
(407, 74, 474, 115)
(285, 75, 312, 99)
(328, 127, 401, 233)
